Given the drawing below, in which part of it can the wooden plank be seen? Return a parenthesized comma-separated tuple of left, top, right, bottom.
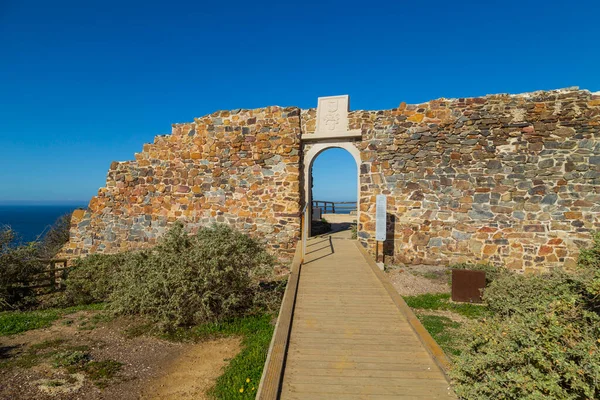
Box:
(256, 245, 302, 399)
(286, 343, 421, 352)
(286, 354, 435, 364)
(289, 332, 416, 340)
(285, 375, 449, 387)
(284, 360, 443, 371)
(274, 233, 455, 400)
(288, 348, 430, 357)
(355, 242, 453, 379)
(281, 367, 443, 379)
(283, 382, 452, 396)
(281, 392, 448, 400)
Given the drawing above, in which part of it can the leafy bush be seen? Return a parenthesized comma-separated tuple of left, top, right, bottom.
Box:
(62, 253, 127, 305)
(0, 226, 44, 310)
(0, 212, 75, 310)
(452, 233, 600, 399)
(108, 223, 274, 331)
(483, 270, 583, 317)
(577, 232, 600, 311)
(38, 212, 73, 259)
(453, 301, 600, 399)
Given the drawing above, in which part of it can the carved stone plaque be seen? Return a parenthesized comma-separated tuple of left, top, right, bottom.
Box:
(302, 95, 361, 140)
(316, 95, 349, 134)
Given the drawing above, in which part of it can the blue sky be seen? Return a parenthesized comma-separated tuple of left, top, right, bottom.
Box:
(0, 0, 598, 203)
(312, 149, 357, 202)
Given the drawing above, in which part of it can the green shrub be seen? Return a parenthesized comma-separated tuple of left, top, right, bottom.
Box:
(350, 223, 357, 239)
(483, 271, 583, 317)
(0, 226, 44, 310)
(38, 212, 73, 260)
(63, 253, 127, 305)
(452, 233, 600, 399)
(452, 301, 600, 399)
(109, 223, 274, 331)
(578, 232, 600, 311)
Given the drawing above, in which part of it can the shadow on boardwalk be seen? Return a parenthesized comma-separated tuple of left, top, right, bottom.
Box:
(279, 231, 455, 399)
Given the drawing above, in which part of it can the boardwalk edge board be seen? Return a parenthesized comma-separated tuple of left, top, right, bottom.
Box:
(256, 245, 303, 399)
(354, 241, 454, 382)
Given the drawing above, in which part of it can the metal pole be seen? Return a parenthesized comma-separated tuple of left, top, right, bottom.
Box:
(302, 207, 307, 260)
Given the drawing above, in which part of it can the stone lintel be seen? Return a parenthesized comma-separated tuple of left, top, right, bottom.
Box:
(301, 130, 362, 141)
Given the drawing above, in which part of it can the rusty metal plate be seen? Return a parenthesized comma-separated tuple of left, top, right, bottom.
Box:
(451, 269, 486, 303)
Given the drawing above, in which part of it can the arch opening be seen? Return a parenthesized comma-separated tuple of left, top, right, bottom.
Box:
(304, 143, 360, 238)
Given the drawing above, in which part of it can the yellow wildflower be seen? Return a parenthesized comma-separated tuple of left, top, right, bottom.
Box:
(246, 378, 250, 383)
(239, 388, 244, 393)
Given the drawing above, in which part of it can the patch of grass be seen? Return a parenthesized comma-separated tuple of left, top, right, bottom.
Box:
(3, 337, 121, 388)
(121, 312, 276, 397)
(207, 314, 273, 399)
(407, 269, 450, 282)
(47, 345, 120, 388)
(403, 293, 489, 319)
(52, 350, 90, 368)
(0, 338, 68, 370)
(0, 309, 61, 336)
(82, 360, 122, 387)
(29, 338, 68, 351)
(158, 314, 273, 399)
(418, 271, 442, 280)
(417, 314, 462, 357)
(0, 303, 105, 336)
(77, 311, 113, 331)
(2, 349, 43, 369)
(123, 321, 155, 338)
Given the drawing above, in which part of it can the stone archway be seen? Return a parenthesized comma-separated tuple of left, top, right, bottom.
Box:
(302, 141, 361, 231)
(300, 95, 363, 237)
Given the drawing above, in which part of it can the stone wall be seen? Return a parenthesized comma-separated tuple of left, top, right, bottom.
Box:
(62, 106, 303, 260)
(301, 88, 600, 272)
(64, 87, 600, 273)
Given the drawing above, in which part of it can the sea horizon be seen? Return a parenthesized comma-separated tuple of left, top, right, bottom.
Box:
(0, 203, 87, 243)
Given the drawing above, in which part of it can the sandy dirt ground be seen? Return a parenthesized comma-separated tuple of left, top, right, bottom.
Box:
(387, 264, 451, 296)
(143, 337, 240, 400)
(0, 311, 241, 400)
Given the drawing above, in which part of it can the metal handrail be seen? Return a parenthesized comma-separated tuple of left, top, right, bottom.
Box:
(311, 200, 357, 214)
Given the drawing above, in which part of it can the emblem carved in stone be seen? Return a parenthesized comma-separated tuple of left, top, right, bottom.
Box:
(303, 95, 360, 140)
(322, 100, 340, 131)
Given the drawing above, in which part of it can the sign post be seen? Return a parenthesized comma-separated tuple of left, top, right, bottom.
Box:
(375, 195, 387, 266)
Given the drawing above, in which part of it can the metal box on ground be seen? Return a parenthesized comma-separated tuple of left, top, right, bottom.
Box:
(451, 269, 486, 303)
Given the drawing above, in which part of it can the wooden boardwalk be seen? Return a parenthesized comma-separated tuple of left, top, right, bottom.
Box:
(278, 231, 455, 399)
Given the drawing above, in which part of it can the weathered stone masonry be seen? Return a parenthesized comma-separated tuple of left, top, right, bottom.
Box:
(65, 88, 600, 273)
(63, 107, 303, 259)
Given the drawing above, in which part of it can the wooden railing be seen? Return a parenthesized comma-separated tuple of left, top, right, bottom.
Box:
(19, 259, 71, 292)
(312, 200, 357, 214)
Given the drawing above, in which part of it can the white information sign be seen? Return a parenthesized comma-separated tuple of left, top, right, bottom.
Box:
(376, 195, 387, 241)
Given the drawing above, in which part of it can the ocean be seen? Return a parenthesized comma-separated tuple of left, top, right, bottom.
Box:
(0, 205, 86, 243)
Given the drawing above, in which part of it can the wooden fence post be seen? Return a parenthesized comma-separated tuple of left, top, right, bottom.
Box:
(49, 260, 56, 292)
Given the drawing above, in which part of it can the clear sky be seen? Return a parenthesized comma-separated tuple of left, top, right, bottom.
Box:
(312, 149, 357, 203)
(0, 0, 598, 203)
